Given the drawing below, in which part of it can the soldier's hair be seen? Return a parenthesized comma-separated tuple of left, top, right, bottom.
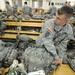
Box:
(51, 2, 54, 6)
(57, 6, 73, 19)
(24, 2, 27, 4)
(65, 1, 68, 4)
(5, 1, 10, 5)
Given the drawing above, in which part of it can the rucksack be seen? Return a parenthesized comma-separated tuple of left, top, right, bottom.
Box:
(15, 34, 34, 62)
(23, 47, 56, 74)
(15, 34, 34, 50)
(67, 50, 75, 71)
(0, 19, 7, 35)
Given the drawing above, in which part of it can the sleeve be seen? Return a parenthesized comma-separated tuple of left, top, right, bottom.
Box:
(43, 32, 59, 59)
(56, 38, 69, 59)
(41, 20, 52, 32)
(36, 20, 59, 60)
(8, 6, 13, 13)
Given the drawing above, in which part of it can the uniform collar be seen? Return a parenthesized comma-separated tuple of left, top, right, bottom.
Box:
(54, 23, 67, 32)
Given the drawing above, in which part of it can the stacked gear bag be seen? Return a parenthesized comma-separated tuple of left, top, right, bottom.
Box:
(14, 34, 34, 62)
(67, 39, 75, 72)
(22, 47, 56, 74)
(0, 40, 17, 67)
(67, 51, 75, 72)
(0, 19, 7, 35)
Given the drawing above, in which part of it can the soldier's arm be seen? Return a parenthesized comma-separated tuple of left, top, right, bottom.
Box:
(43, 25, 59, 59)
(56, 39, 68, 59)
(8, 6, 13, 13)
(38, 20, 59, 60)
(43, 36, 59, 60)
(41, 19, 53, 32)
(37, 20, 64, 65)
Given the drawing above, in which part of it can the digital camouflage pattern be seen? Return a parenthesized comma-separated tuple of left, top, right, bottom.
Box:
(23, 47, 56, 74)
(0, 19, 7, 35)
(0, 40, 17, 67)
(23, 19, 74, 73)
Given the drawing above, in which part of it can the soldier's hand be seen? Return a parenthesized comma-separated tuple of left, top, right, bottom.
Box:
(54, 58, 62, 65)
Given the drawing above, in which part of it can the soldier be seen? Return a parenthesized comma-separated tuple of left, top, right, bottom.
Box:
(22, 2, 32, 16)
(47, 2, 57, 17)
(5, 1, 13, 17)
(64, 1, 68, 6)
(23, 6, 73, 74)
(12, 1, 18, 14)
(36, 6, 73, 65)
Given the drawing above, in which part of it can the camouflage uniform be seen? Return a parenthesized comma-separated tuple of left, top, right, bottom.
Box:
(5, 5, 13, 16)
(13, 3, 18, 13)
(47, 6, 57, 16)
(36, 19, 73, 61)
(22, 5, 32, 15)
(0, 40, 17, 67)
(23, 19, 73, 73)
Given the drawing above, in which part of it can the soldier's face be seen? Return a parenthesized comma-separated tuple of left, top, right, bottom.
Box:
(5, 3, 8, 6)
(54, 12, 68, 26)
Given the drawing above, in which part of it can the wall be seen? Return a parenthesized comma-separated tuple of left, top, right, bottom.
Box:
(0, 0, 67, 11)
(51, 0, 66, 8)
(0, 0, 13, 10)
(43, 0, 51, 11)
(0, 0, 5, 10)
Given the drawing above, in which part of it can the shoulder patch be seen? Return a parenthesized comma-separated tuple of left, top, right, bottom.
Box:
(47, 26, 53, 32)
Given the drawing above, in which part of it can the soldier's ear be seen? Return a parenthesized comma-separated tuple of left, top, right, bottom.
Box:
(66, 19, 70, 23)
